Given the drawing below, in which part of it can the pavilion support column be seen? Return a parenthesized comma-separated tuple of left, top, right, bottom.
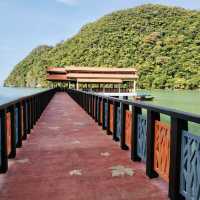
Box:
(133, 80, 136, 93)
(118, 84, 121, 93)
(76, 81, 79, 90)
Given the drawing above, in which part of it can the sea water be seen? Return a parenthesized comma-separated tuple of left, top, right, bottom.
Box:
(0, 87, 47, 105)
(137, 89, 200, 135)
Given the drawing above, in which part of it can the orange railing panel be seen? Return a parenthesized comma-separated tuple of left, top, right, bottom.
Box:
(6, 112, 12, 156)
(21, 103, 24, 138)
(109, 104, 114, 133)
(100, 101, 103, 124)
(154, 120, 170, 182)
(125, 110, 132, 148)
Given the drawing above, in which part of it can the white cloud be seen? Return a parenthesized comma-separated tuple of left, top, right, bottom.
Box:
(56, 0, 79, 6)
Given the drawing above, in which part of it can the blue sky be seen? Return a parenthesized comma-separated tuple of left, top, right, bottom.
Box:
(0, 0, 200, 86)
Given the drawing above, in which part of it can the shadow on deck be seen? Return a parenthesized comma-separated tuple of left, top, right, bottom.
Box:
(0, 92, 168, 200)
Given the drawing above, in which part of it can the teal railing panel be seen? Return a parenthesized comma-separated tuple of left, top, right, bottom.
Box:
(116, 106, 121, 139)
(103, 102, 108, 128)
(137, 114, 147, 162)
(180, 130, 200, 200)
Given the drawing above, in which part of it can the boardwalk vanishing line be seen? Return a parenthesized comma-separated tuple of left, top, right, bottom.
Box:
(0, 92, 168, 200)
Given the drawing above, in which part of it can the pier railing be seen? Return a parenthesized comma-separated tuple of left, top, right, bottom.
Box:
(0, 89, 55, 173)
(67, 89, 200, 200)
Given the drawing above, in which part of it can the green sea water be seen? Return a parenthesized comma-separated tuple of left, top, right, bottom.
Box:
(137, 90, 200, 135)
(145, 90, 200, 114)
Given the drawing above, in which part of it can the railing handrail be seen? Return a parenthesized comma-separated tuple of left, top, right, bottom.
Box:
(67, 88, 200, 200)
(70, 89, 200, 124)
(0, 89, 54, 110)
(0, 88, 56, 174)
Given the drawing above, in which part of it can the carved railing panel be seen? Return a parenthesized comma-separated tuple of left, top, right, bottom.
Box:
(103, 102, 108, 128)
(180, 130, 200, 200)
(125, 110, 132, 148)
(116, 106, 121, 139)
(137, 114, 147, 162)
(109, 104, 114, 133)
(154, 120, 170, 182)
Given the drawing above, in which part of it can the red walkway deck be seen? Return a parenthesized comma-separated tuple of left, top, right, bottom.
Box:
(0, 93, 168, 200)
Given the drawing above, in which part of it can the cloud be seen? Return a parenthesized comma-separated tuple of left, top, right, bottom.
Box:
(56, 0, 79, 6)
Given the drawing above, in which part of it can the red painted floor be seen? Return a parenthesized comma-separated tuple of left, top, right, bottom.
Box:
(0, 92, 169, 200)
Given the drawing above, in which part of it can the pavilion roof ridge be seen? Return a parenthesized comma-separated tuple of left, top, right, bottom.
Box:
(47, 66, 137, 72)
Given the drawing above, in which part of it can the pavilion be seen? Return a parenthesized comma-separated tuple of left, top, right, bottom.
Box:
(47, 66, 138, 92)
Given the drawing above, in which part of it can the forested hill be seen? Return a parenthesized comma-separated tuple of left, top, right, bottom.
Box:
(5, 4, 200, 89)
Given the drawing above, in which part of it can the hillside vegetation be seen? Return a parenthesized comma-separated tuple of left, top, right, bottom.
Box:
(5, 4, 200, 89)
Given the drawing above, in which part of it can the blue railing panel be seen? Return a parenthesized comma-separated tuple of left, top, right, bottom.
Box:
(137, 114, 147, 162)
(15, 107, 19, 145)
(116, 106, 121, 139)
(103, 102, 108, 128)
(180, 130, 200, 200)
(96, 100, 99, 121)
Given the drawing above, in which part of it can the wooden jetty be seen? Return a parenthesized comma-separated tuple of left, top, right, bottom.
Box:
(0, 88, 200, 200)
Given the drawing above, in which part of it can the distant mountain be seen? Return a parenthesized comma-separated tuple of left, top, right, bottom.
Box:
(5, 4, 200, 89)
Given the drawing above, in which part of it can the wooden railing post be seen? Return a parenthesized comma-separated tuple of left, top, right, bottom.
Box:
(120, 102, 129, 150)
(89, 95, 92, 115)
(84, 93, 87, 111)
(106, 99, 111, 135)
(33, 97, 36, 125)
(95, 96, 98, 122)
(146, 110, 160, 178)
(131, 106, 142, 161)
(22, 101, 27, 140)
(30, 98, 33, 129)
(87, 94, 90, 114)
(91, 95, 93, 117)
(168, 117, 188, 200)
(112, 101, 119, 141)
(97, 97, 101, 126)
(92, 95, 95, 119)
(9, 105, 16, 158)
(16, 103, 22, 148)
(102, 98, 106, 130)
(0, 109, 8, 173)
(27, 100, 30, 134)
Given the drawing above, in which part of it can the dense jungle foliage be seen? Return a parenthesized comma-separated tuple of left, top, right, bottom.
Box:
(4, 4, 200, 89)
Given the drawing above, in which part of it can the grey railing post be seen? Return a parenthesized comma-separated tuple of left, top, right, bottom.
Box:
(16, 103, 22, 148)
(120, 102, 128, 150)
(9, 105, 16, 158)
(112, 101, 118, 141)
(168, 117, 188, 200)
(0, 109, 8, 173)
(131, 106, 142, 161)
(106, 99, 111, 135)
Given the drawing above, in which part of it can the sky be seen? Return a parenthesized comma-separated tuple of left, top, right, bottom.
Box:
(0, 0, 200, 86)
